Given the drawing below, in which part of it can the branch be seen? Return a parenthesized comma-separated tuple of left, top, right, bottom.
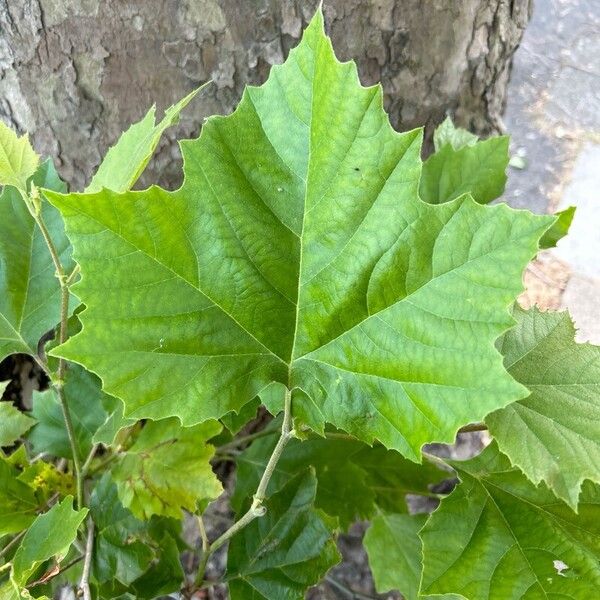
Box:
(79, 519, 94, 600)
(194, 388, 294, 587)
(21, 186, 84, 509)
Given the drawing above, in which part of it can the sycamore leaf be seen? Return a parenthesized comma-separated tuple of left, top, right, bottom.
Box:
(0, 455, 38, 536)
(28, 364, 109, 459)
(0, 401, 35, 447)
(540, 206, 575, 249)
(130, 530, 184, 599)
(0, 160, 73, 362)
(420, 443, 600, 599)
(86, 85, 206, 194)
(232, 429, 447, 529)
(92, 394, 135, 447)
(486, 307, 600, 510)
(433, 117, 478, 151)
(227, 470, 340, 600)
(0, 121, 39, 191)
(421, 118, 509, 205)
(89, 474, 154, 585)
(111, 418, 222, 519)
(364, 513, 427, 599)
(16, 460, 74, 502)
(47, 10, 551, 459)
(232, 433, 375, 529)
(351, 444, 447, 514)
(11, 497, 87, 587)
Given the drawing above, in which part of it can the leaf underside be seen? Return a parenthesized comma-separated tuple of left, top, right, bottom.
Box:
(47, 11, 552, 459)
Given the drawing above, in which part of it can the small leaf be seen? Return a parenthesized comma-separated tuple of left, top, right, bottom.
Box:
(0, 454, 38, 536)
(227, 470, 340, 600)
(0, 159, 72, 363)
(0, 401, 35, 447)
(364, 513, 427, 599)
(433, 117, 478, 151)
(48, 10, 553, 460)
(11, 497, 87, 587)
(420, 443, 600, 599)
(28, 364, 109, 459)
(540, 206, 575, 249)
(17, 460, 75, 502)
(92, 394, 136, 447)
(420, 135, 510, 204)
(0, 121, 39, 191)
(86, 85, 206, 193)
(487, 306, 600, 509)
(111, 418, 222, 519)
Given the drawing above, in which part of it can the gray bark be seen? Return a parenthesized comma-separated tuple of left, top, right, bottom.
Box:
(0, 0, 531, 191)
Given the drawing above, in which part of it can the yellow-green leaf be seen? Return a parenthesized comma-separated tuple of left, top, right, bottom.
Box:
(0, 121, 39, 191)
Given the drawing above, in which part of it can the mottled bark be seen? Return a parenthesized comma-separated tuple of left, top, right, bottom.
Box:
(0, 0, 531, 190)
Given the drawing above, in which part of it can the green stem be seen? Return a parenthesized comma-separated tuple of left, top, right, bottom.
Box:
(20, 187, 83, 509)
(194, 389, 294, 588)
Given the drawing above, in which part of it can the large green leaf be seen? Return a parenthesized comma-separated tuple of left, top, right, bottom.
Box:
(420, 443, 600, 599)
(86, 85, 206, 193)
(0, 160, 72, 362)
(364, 512, 427, 599)
(111, 418, 222, 519)
(486, 307, 600, 510)
(11, 497, 87, 587)
(0, 121, 39, 191)
(47, 10, 551, 458)
(227, 470, 340, 599)
(232, 430, 446, 528)
(28, 364, 109, 459)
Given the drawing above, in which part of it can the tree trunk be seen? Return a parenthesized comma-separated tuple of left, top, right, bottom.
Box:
(0, 0, 531, 190)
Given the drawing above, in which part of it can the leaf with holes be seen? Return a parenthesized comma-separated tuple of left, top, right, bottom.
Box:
(420, 443, 600, 599)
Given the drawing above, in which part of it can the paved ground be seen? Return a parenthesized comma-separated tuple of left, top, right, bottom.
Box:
(504, 0, 600, 342)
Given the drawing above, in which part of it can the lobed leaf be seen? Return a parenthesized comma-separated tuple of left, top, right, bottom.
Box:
(227, 469, 340, 599)
(420, 443, 600, 599)
(487, 307, 600, 509)
(47, 11, 553, 460)
(111, 418, 222, 519)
